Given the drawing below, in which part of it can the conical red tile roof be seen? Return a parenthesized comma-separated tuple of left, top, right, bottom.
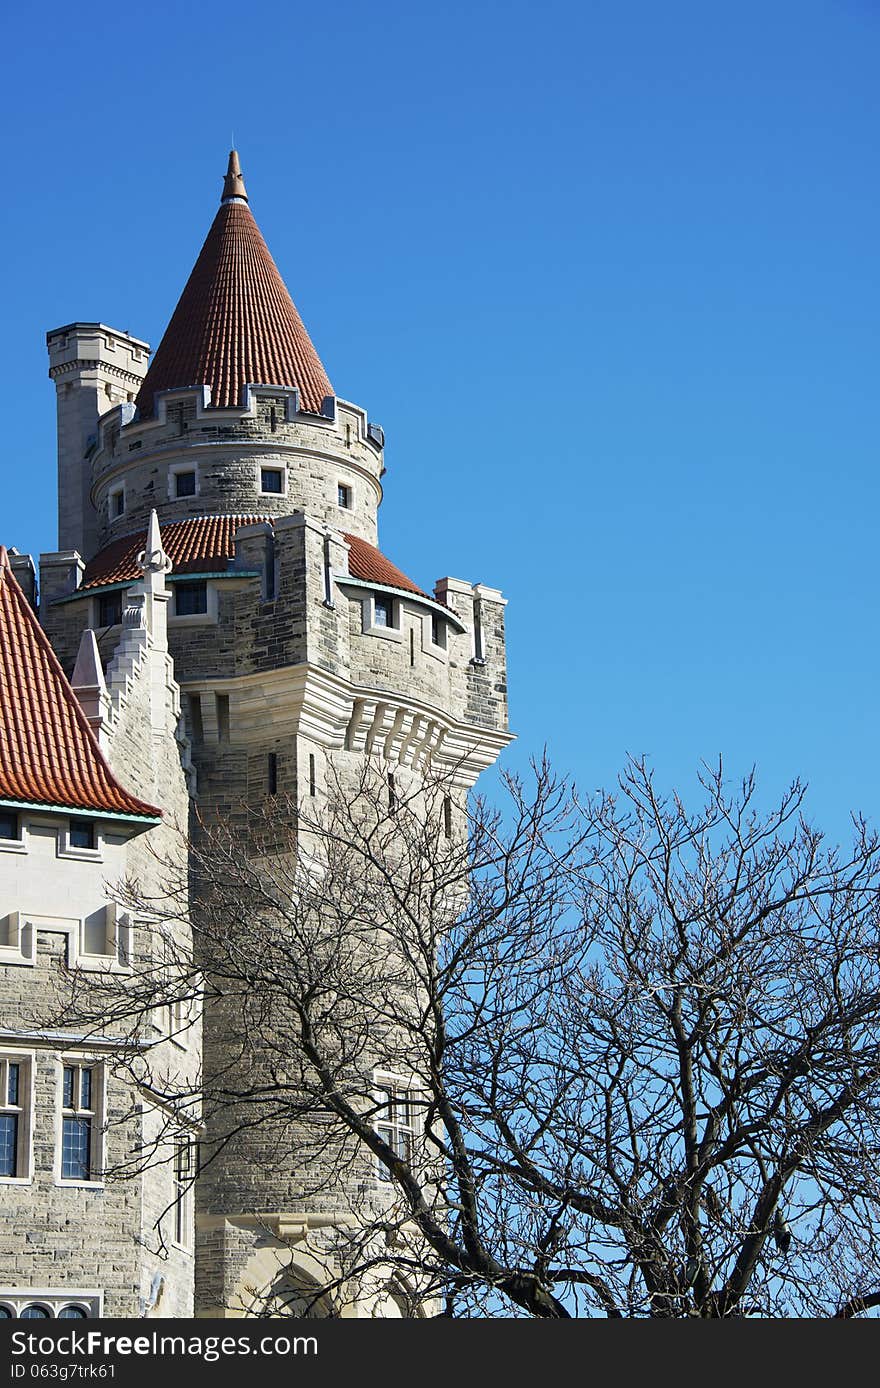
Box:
(0, 548, 159, 818)
(136, 156, 333, 419)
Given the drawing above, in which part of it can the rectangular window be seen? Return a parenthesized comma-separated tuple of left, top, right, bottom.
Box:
(109, 488, 125, 519)
(431, 613, 446, 649)
(174, 470, 196, 498)
(175, 582, 208, 616)
(98, 591, 123, 627)
(0, 1059, 23, 1178)
(337, 483, 352, 509)
(374, 595, 392, 628)
(61, 1064, 96, 1182)
(375, 1082, 415, 1182)
(308, 753, 316, 797)
(443, 795, 453, 838)
(260, 467, 284, 494)
(68, 819, 95, 851)
(173, 1139, 193, 1247)
(267, 753, 278, 796)
(388, 772, 397, 816)
(0, 811, 19, 841)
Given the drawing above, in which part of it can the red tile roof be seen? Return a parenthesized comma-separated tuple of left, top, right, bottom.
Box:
(79, 516, 427, 599)
(81, 516, 268, 590)
(0, 548, 159, 818)
(135, 182, 333, 419)
(343, 533, 427, 597)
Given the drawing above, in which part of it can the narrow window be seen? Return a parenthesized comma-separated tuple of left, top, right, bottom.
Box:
(409, 628, 415, 666)
(309, 754, 316, 797)
(69, 819, 95, 851)
(375, 1083, 415, 1181)
(345, 422, 352, 448)
(473, 600, 485, 663)
(267, 753, 278, 796)
(260, 467, 284, 494)
(0, 811, 19, 841)
(443, 795, 453, 839)
(388, 772, 397, 816)
(61, 1065, 95, 1181)
(337, 483, 352, 509)
(188, 694, 204, 742)
(431, 613, 446, 649)
(98, 591, 122, 627)
(109, 487, 125, 519)
(174, 470, 196, 498)
(216, 694, 230, 743)
(0, 1059, 23, 1178)
(269, 405, 277, 433)
(374, 595, 392, 628)
(174, 1139, 193, 1247)
(175, 582, 208, 616)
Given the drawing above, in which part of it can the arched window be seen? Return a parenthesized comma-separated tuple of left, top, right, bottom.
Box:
(20, 1305, 50, 1318)
(57, 1306, 89, 1319)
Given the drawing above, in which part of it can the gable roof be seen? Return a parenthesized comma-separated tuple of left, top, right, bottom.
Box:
(135, 153, 332, 420)
(0, 548, 160, 819)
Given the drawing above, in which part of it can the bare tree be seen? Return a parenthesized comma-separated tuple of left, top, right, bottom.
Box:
(48, 755, 880, 1317)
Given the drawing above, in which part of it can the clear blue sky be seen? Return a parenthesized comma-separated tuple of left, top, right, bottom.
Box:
(3, 0, 878, 834)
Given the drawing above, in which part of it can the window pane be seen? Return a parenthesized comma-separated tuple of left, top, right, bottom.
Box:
(62, 1067, 75, 1109)
(80, 1069, 92, 1112)
(0, 812, 18, 840)
(175, 583, 207, 616)
(58, 1306, 89, 1319)
(61, 1117, 91, 1180)
(7, 1063, 19, 1107)
(374, 598, 390, 627)
(69, 820, 94, 851)
(99, 592, 122, 627)
(175, 471, 196, 498)
(0, 1113, 18, 1176)
(261, 469, 283, 493)
(20, 1306, 50, 1318)
(0, 1306, 11, 1318)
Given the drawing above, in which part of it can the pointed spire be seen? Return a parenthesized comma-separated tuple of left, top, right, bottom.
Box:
(222, 149, 248, 203)
(137, 510, 172, 575)
(72, 629, 108, 695)
(135, 162, 333, 418)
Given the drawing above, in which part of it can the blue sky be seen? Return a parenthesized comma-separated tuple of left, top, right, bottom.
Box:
(3, 0, 878, 834)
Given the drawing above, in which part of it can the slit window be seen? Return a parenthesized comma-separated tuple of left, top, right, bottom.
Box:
(388, 772, 397, 815)
(268, 753, 278, 796)
(109, 487, 125, 519)
(443, 795, 453, 838)
(431, 613, 446, 649)
(309, 754, 316, 797)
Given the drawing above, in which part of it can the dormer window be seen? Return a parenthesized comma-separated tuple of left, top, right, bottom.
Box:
(260, 467, 284, 495)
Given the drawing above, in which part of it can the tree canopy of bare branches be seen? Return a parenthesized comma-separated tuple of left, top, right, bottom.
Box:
(52, 755, 880, 1317)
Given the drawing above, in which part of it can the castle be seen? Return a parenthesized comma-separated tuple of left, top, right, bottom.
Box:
(0, 153, 510, 1318)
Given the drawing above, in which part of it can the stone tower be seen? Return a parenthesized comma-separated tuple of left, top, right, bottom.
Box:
(39, 151, 512, 1316)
